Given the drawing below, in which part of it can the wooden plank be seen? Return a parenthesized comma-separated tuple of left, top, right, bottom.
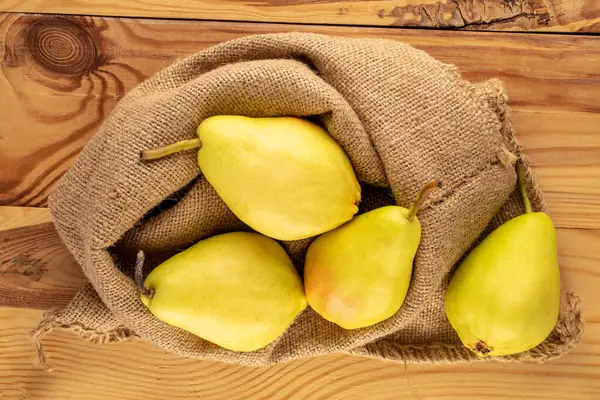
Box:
(0, 14, 599, 228)
(0, 206, 52, 230)
(1, 0, 599, 32)
(0, 306, 598, 399)
(0, 208, 86, 310)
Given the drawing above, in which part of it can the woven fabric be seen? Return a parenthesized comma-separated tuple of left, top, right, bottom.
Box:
(35, 33, 582, 367)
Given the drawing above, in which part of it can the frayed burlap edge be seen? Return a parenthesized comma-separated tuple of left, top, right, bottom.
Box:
(30, 309, 137, 371)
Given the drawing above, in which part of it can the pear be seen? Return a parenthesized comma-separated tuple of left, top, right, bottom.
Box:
(304, 181, 439, 329)
(141, 116, 361, 241)
(136, 232, 307, 352)
(444, 163, 560, 357)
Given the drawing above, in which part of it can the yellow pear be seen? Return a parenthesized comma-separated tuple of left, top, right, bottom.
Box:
(141, 116, 361, 241)
(304, 181, 439, 329)
(137, 232, 307, 352)
(444, 163, 560, 357)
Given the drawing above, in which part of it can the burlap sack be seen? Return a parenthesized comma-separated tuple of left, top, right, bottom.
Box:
(32, 33, 583, 369)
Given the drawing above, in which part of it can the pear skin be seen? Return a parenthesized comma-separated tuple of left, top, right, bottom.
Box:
(196, 116, 361, 241)
(304, 182, 438, 329)
(305, 206, 420, 329)
(140, 232, 307, 352)
(445, 164, 560, 357)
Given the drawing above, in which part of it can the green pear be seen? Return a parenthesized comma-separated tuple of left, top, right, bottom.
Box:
(304, 181, 439, 329)
(137, 232, 307, 352)
(445, 163, 560, 357)
(141, 116, 361, 241)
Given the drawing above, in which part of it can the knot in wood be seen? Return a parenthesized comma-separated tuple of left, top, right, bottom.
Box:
(26, 18, 97, 76)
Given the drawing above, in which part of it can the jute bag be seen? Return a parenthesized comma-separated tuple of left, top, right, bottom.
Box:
(33, 33, 583, 369)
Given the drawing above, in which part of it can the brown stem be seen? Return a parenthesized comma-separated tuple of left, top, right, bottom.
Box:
(516, 160, 532, 214)
(135, 250, 154, 299)
(406, 180, 441, 222)
(140, 138, 202, 162)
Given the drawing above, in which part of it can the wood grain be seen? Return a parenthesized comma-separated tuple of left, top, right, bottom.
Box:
(0, 208, 85, 310)
(2, 0, 599, 32)
(0, 206, 52, 230)
(1, 306, 599, 400)
(1, 13, 599, 228)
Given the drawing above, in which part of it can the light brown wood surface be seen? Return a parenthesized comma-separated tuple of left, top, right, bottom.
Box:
(0, 306, 598, 400)
(1, 13, 599, 227)
(1, 9, 599, 400)
(2, 0, 600, 32)
(0, 206, 52, 230)
(0, 208, 85, 310)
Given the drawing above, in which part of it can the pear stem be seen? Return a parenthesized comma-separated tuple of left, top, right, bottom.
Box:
(516, 161, 533, 214)
(406, 180, 441, 223)
(135, 250, 154, 299)
(140, 138, 202, 162)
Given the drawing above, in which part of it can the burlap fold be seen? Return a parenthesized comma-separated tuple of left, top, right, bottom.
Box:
(33, 33, 582, 368)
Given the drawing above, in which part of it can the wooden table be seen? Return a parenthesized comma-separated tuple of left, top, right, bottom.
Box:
(1, 2, 599, 399)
